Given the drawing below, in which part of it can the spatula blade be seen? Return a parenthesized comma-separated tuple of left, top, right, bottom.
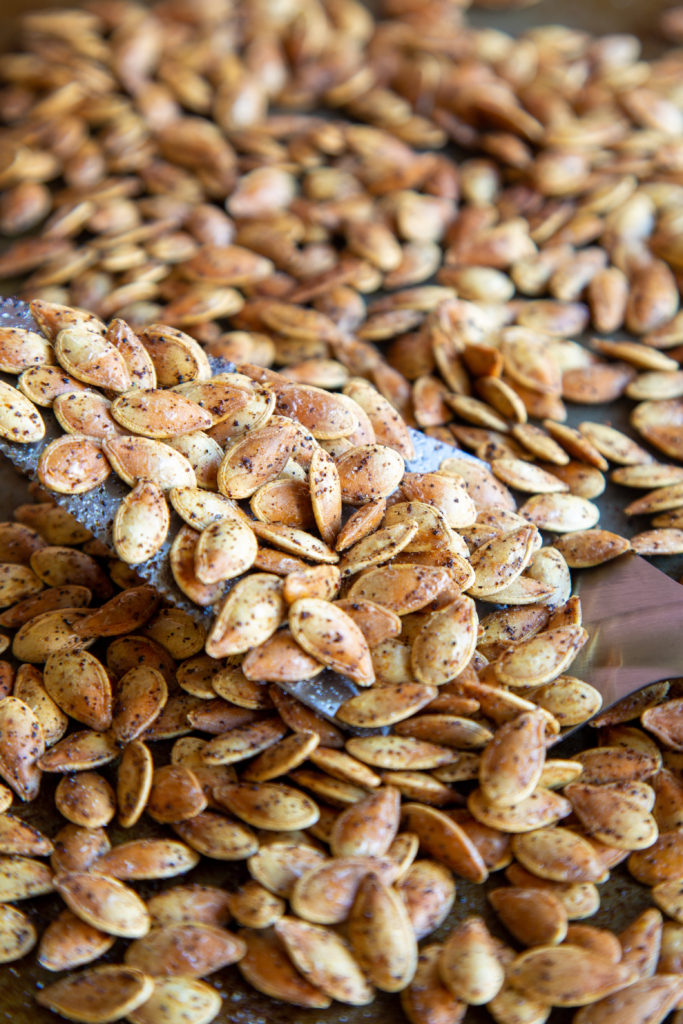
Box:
(571, 551, 683, 710)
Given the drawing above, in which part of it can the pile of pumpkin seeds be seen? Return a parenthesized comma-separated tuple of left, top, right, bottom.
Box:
(0, 302, 680, 1024)
(1, 0, 683, 1021)
(0, 480, 680, 1024)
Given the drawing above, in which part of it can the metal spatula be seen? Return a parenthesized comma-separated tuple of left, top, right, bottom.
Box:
(2, 296, 682, 739)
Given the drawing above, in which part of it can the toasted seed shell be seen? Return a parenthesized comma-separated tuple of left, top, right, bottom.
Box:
(19, 365, 88, 406)
(111, 666, 167, 745)
(242, 630, 323, 683)
(215, 781, 319, 831)
(0, 326, 53, 374)
(336, 444, 405, 505)
(401, 803, 488, 883)
(38, 909, 114, 972)
(0, 854, 53, 900)
(553, 529, 631, 567)
(53, 390, 124, 440)
(93, 839, 199, 881)
(36, 965, 154, 1024)
(396, 860, 456, 941)
(111, 389, 212, 439)
(238, 926, 332, 1008)
(55, 772, 116, 829)
(479, 710, 549, 807)
(137, 325, 211, 387)
(247, 841, 328, 899)
(126, 976, 222, 1024)
(0, 696, 44, 801)
(103, 436, 196, 491)
(29, 546, 111, 596)
(520, 494, 600, 533)
(401, 943, 467, 1024)
(38, 435, 110, 494)
(507, 945, 637, 1007)
(572, 975, 683, 1024)
(43, 649, 112, 731)
(202, 719, 288, 767)
(468, 526, 539, 598)
(147, 885, 231, 929)
(504, 864, 600, 920)
(146, 764, 208, 824)
(411, 597, 478, 686)
(173, 811, 258, 861)
(330, 787, 401, 859)
(488, 887, 568, 947)
(55, 328, 131, 392)
(494, 626, 588, 688)
(565, 781, 659, 850)
(0, 902, 37, 962)
(274, 916, 374, 1005)
(217, 421, 298, 500)
(290, 854, 397, 925)
(340, 519, 418, 578)
(337, 684, 437, 728)
(289, 597, 374, 685)
(0, 814, 52, 856)
(512, 828, 608, 883)
(194, 517, 258, 584)
(206, 573, 284, 658)
(112, 481, 170, 565)
(117, 739, 153, 829)
(0, 380, 44, 443)
(38, 730, 118, 773)
(346, 735, 457, 771)
(348, 563, 455, 616)
(439, 916, 504, 1005)
(169, 487, 246, 531)
(241, 731, 319, 782)
(348, 871, 418, 992)
(642, 699, 683, 750)
(54, 871, 150, 938)
(124, 924, 246, 977)
(468, 788, 572, 833)
(228, 879, 285, 929)
(51, 825, 110, 876)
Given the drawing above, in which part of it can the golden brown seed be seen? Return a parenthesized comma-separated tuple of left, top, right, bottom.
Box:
(348, 871, 418, 992)
(400, 944, 467, 1024)
(38, 909, 114, 973)
(396, 860, 456, 940)
(336, 444, 405, 504)
(438, 916, 504, 1005)
(289, 597, 374, 685)
(214, 780, 319, 831)
(126, 977, 222, 1024)
(274, 916, 374, 1006)
(0, 381, 45, 443)
(124, 924, 246, 977)
(55, 772, 116, 829)
(112, 481, 170, 565)
(488, 887, 568, 947)
(93, 839, 200, 881)
(206, 573, 285, 658)
(54, 872, 150, 938)
(36, 965, 154, 1024)
(507, 945, 637, 1007)
(479, 710, 549, 807)
(329, 787, 401, 859)
(38, 436, 111, 495)
(238, 926, 332, 1008)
